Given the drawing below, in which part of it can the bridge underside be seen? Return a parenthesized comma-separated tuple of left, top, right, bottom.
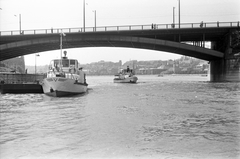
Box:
(0, 34, 223, 61)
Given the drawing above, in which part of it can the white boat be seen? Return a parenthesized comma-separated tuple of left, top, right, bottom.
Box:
(42, 53, 88, 97)
(42, 32, 88, 97)
(113, 67, 138, 83)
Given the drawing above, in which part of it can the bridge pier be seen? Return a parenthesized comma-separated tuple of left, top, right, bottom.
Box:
(210, 29, 240, 82)
(210, 59, 240, 82)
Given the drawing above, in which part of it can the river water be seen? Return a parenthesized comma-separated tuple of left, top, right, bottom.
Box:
(0, 75, 240, 159)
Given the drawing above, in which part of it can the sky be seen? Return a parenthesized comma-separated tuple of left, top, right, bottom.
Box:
(1, 0, 239, 65)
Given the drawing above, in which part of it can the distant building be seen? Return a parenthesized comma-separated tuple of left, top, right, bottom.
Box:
(119, 60, 122, 66)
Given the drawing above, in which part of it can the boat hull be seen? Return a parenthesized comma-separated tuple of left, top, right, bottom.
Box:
(113, 76, 138, 83)
(42, 77, 87, 97)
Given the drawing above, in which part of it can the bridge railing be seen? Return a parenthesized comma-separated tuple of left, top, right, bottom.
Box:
(0, 21, 239, 36)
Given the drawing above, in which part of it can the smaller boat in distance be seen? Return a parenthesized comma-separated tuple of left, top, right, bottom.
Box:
(114, 66, 138, 83)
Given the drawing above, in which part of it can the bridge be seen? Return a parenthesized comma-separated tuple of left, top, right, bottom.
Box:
(0, 21, 240, 81)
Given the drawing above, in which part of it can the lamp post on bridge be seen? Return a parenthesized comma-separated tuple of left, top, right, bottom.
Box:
(93, 10, 96, 31)
(14, 14, 22, 34)
(178, 0, 180, 28)
(0, 8, 22, 34)
(83, 0, 85, 32)
(173, 7, 175, 28)
(83, 1, 96, 32)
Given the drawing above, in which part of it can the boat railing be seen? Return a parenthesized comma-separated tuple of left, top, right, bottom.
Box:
(65, 73, 77, 80)
(47, 70, 82, 81)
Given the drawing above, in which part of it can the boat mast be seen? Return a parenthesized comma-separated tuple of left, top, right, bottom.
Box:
(60, 33, 62, 72)
(60, 31, 65, 72)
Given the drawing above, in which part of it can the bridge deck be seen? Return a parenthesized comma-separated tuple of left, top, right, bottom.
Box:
(0, 21, 239, 36)
(0, 21, 239, 61)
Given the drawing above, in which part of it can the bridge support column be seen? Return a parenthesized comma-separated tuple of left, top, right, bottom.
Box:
(210, 59, 240, 82)
(210, 29, 240, 82)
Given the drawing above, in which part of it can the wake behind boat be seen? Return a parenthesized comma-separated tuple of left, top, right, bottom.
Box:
(42, 52, 88, 97)
(114, 66, 138, 83)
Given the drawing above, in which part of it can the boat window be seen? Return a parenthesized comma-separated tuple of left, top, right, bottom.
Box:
(70, 60, 75, 65)
(54, 60, 60, 66)
(70, 60, 76, 67)
(49, 60, 53, 67)
(62, 59, 69, 67)
(49, 60, 54, 69)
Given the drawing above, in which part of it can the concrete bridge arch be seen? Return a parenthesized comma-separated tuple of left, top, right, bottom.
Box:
(0, 34, 223, 61)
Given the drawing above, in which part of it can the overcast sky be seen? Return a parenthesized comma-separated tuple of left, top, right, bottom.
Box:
(1, 0, 239, 65)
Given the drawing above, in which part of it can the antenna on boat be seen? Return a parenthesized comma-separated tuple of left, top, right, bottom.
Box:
(64, 50, 67, 57)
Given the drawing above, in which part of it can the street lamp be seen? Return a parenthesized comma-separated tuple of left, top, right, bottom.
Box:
(93, 10, 96, 31)
(83, 0, 85, 32)
(178, 0, 180, 28)
(172, 7, 175, 28)
(14, 14, 22, 34)
(35, 53, 40, 74)
(0, 8, 22, 34)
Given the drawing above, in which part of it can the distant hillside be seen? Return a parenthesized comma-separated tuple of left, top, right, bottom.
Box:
(24, 56, 208, 75)
(25, 65, 48, 74)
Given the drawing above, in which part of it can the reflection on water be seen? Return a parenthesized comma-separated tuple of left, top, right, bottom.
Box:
(0, 75, 239, 159)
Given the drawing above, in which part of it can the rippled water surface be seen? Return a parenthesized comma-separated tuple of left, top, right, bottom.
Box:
(0, 75, 240, 159)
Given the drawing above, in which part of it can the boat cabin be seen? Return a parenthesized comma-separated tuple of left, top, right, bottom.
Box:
(48, 51, 80, 73)
(118, 68, 135, 75)
(49, 59, 79, 71)
(47, 51, 82, 78)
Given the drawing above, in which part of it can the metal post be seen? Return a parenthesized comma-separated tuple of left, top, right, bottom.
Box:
(35, 54, 36, 82)
(83, 0, 85, 32)
(173, 7, 175, 27)
(19, 14, 21, 34)
(203, 33, 205, 48)
(93, 10, 96, 31)
(60, 33, 63, 71)
(35, 54, 36, 75)
(35, 53, 39, 80)
(95, 10, 96, 31)
(178, 0, 180, 28)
